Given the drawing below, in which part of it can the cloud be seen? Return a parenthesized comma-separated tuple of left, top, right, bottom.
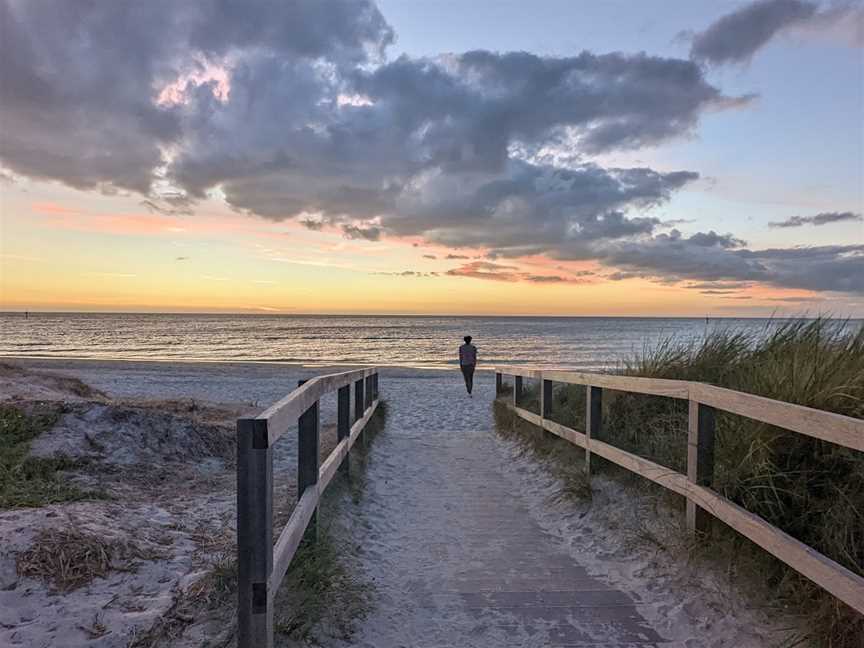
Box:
(596, 229, 864, 294)
(141, 195, 195, 216)
(768, 211, 862, 228)
(422, 254, 437, 259)
(299, 218, 325, 231)
(341, 224, 381, 241)
(689, 0, 861, 65)
(0, 0, 392, 195)
(686, 281, 751, 289)
(390, 161, 698, 260)
(1, 0, 856, 297)
(445, 260, 585, 284)
(175, 256, 190, 261)
(374, 270, 439, 277)
(445, 254, 470, 260)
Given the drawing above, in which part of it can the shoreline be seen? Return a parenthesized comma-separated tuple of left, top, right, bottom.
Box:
(2, 356, 503, 375)
(2, 356, 478, 373)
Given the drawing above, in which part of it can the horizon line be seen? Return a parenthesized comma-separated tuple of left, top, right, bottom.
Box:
(0, 309, 857, 321)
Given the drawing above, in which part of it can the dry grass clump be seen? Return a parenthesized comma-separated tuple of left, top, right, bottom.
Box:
(16, 528, 157, 592)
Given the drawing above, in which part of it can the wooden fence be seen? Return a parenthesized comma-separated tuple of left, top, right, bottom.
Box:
(494, 365, 864, 617)
(236, 368, 380, 647)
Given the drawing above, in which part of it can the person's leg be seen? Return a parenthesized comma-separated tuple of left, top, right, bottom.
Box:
(466, 364, 475, 394)
(460, 365, 471, 393)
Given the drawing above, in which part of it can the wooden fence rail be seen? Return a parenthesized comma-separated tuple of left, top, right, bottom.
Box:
(494, 365, 864, 617)
(236, 368, 380, 648)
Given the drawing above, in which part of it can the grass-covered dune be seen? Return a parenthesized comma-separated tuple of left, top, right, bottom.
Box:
(500, 318, 863, 647)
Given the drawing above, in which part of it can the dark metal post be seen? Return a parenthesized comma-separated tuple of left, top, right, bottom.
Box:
(586, 386, 602, 476)
(514, 375, 523, 407)
(372, 372, 379, 400)
(687, 401, 716, 535)
(495, 372, 503, 397)
(236, 418, 274, 648)
(541, 378, 553, 419)
(298, 380, 319, 544)
(337, 384, 350, 475)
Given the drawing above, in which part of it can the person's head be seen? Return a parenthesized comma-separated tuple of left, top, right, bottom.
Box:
(464, 335, 472, 344)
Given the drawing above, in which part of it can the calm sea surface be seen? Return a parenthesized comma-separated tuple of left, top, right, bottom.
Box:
(0, 313, 854, 370)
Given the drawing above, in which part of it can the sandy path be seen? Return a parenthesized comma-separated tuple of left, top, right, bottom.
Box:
(328, 374, 665, 647)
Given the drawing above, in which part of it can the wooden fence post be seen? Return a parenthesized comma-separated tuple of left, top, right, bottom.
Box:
(514, 375, 523, 407)
(337, 384, 350, 476)
(541, 377, 553, 420)
(585, 386, 602, 476)
(495, 372, 503, 397)
(236, 418, 274, 648)
(298, 380, 319, 544)
(354, 378, 364, 422)
(687, 400, 716, 535)
(365, 375, 373, 409)
(354, 378, 365, 443)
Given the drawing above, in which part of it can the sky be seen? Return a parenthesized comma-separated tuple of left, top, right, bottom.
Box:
(0, 0, 862, 316)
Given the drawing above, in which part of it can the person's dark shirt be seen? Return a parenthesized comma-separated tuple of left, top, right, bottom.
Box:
(459, 343, 477, 366)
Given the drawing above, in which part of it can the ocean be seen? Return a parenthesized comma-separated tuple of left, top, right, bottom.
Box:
(0, 313, 834, 370)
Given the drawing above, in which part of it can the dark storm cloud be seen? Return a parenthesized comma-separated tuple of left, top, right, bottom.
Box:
(768, 211, 862, 228)
(689, 0, 861, 65)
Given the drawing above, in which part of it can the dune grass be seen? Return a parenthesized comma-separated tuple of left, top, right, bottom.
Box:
(0, 403, 106, 509)
(497, 318, 863, 646)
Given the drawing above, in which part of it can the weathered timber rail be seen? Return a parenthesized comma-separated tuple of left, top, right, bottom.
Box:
(236, 368, 380, 647)
(495, 365, 864, 617)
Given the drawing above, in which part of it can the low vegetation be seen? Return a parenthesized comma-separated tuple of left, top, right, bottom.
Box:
(496, 318, 864, 647)
(16, 528, 159, 592)
(274, 527, 372, 644)
(0, 403, 105, 509)
(141, 403, 389, 648)
(274, 402, 387, 644)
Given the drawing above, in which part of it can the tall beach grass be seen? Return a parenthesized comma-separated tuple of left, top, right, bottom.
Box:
(500, 317, 863, 646)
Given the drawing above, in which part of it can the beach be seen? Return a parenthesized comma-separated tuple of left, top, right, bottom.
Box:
(0, 358, 803, 647)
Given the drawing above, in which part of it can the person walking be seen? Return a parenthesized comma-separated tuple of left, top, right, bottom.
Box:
(459, 335, 477, 396)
